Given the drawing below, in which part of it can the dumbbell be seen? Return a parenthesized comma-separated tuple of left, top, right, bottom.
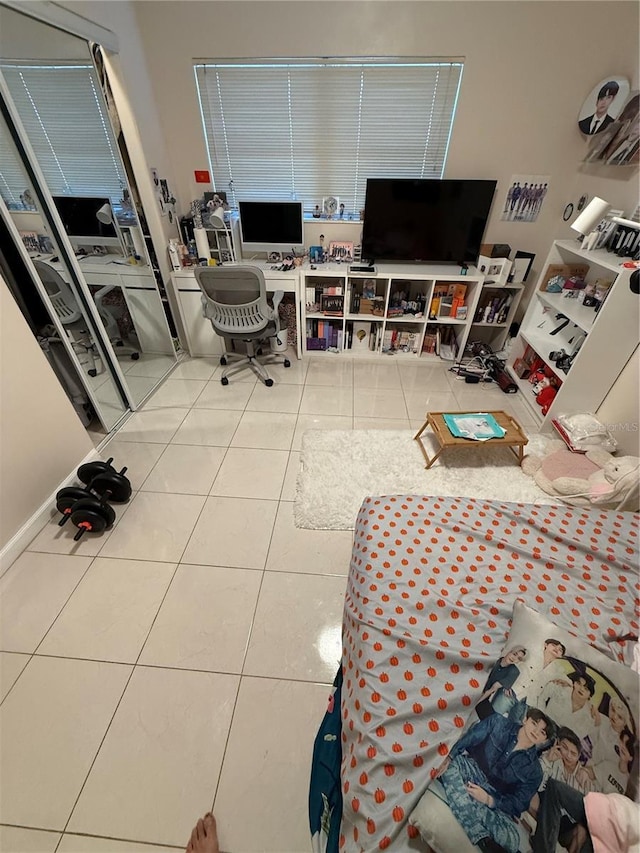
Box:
(77, 457, 132, 502)
(55, 492, 116, 541)
(55, 457, 131, 539)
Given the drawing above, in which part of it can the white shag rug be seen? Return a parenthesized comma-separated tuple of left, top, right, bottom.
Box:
(294, 429, 556, 530)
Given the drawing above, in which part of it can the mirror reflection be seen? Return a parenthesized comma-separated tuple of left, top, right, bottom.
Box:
(0, 112, 131, 432)
(0, 6, 176, 425)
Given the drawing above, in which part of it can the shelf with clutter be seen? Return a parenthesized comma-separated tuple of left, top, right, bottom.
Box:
(506, 234, 638, 428)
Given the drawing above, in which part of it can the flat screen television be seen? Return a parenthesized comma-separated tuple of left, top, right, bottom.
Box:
(52, 195, 120, 248)
(361, 178, 497, 264)
(238, 200, 304, 254)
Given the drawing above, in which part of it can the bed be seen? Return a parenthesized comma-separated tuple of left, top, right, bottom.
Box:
(310, 495, 639, 853)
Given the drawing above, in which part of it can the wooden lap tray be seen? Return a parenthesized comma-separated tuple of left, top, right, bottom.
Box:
(413, 410, 528, 469)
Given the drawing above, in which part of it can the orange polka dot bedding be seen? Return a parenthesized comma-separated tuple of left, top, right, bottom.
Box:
(337, 496, 639, 852)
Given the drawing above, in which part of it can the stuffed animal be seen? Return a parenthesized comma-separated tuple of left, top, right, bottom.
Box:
(521, 443, 640, 510)
(536, 384, 557, 415)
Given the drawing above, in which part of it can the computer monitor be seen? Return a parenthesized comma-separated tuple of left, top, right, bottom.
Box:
(52, 195, 121, 248)
(238, 200, 304, 254)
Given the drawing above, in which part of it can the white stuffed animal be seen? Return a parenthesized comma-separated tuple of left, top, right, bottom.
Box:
(522, 445, 640, 510)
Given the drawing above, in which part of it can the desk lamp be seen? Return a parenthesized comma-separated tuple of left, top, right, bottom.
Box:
(208, 208, 236, 263)
(96, 201, 126, 257)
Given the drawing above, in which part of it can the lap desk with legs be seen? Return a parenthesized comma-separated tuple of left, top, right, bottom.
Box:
(414, 410, 528, 469)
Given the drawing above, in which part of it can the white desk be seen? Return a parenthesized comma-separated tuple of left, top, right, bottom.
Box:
(39, 254, 174, 356)
(169, 264, 302, 359)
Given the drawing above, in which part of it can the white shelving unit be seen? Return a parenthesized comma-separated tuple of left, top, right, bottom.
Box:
(300, 263, 487, 361)
(506, 239, 638, 428)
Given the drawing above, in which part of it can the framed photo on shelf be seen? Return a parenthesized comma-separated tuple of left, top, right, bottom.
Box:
(322, 196, 339, 219)
(328, 241, 354, 262)
(268, 251, 283, 263)
(455, 305, 468, 320)
(320, 294, 344, 314)
(510, 250, 535, 283)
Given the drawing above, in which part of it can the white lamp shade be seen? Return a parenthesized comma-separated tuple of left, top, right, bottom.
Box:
(570, 197, 611, 235)
(207, 209, 225, 229)
(96, 202, 113, 225)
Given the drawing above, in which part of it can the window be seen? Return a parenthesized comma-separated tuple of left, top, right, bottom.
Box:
(0, 63, 125, 206)
(194, 58, 463, 215)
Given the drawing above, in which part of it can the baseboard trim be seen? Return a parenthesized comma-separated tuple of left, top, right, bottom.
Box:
(0, 447, 101, 577)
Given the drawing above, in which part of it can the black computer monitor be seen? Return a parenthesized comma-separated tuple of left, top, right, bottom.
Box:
(52, 195, 120, 248)
(238, 200, 304, 254)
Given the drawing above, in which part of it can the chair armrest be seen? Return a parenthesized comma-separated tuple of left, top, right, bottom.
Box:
(93, 284, 116, 308)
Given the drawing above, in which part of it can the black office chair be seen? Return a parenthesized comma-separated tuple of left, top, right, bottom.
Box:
(195, 265, 290, 386)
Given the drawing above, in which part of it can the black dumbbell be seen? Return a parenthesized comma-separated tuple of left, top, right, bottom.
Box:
(56, 486, 93, 526)
(56, 456, 131, 532)
(77, 457, 132, 503)
(67, 497, 116, 541)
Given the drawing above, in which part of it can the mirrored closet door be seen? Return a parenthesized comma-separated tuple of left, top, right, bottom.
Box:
(0, 5, 176, 435)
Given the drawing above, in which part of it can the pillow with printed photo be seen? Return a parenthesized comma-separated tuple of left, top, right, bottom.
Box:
(409, 601, 639, 853)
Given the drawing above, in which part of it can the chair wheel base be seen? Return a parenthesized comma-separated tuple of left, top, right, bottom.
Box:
(284, 359, 291, 368)
(221, 376, 229, 386)
(88, 368, 98, 377)
(220, 356, 227, 366)
(265, 378, 274, 387)
(130, 352, 140, 360)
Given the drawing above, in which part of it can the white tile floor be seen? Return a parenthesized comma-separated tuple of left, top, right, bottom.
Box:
(0, 353, 538, 853)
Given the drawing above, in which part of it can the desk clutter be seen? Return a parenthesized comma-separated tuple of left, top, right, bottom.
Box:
(55, 457, 131, 541)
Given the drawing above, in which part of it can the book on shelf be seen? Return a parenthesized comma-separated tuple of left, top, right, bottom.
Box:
(447, 282, 468, 301)
(351, 321, 372, 352)
(438, 297, 454, 317)
(439, 326, 458, 361)
(422, 329, 438, 354)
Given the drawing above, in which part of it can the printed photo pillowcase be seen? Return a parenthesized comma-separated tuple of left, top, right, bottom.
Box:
(409, 601, 639, 853)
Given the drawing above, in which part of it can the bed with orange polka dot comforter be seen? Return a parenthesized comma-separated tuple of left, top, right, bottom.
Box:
(338, 496, 639, 852)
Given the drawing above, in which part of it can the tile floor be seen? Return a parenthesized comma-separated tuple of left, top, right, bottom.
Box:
(0, 353, 538, 853)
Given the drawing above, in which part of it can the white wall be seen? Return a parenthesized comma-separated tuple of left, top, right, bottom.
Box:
(126, 1, 638, 275)
(0, 274, 94, 552)
(56, 2, 639, 278)
(597, 347, 640, 456)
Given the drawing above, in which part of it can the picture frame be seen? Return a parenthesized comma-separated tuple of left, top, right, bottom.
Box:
(328, 241, 354, 262)
(19, 231, 40, 253)
(268, 251, 283, 263)
(477, 255, 512, 287)
(320, 294, 344, 314)
(510, 250, 535, 283)
(455, 305, 468, 320)
(322, 196, 339, 219)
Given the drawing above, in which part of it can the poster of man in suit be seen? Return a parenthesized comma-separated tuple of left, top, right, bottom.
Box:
(577, 77, 629, 136)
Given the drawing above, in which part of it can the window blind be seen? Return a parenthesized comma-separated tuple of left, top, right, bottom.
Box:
(194, 59, 463, 214)
(0, 64, 125, 205)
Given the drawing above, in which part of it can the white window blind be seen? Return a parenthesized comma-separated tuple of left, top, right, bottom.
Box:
(194, 59, 463, 214)
(0, 64, 125, 204)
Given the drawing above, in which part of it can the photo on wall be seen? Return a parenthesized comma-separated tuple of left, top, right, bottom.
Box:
(501, 176, 550, 223)
(577, 76, 629, 137)
(584, 90, 640, 166)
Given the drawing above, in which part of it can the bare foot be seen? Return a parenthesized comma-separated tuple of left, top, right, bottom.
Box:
(186, 813, 219, 853)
